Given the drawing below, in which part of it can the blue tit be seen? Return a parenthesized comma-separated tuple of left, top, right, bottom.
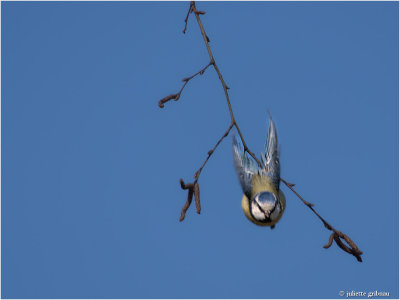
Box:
(232, 116, 286, 228)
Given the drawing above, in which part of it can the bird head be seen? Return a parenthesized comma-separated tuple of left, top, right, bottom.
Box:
(249, 191, 282, 224)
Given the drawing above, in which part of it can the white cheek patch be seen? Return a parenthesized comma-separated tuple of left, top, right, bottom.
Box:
(270, 205, 281, 221)
(251, 205, 266, 220)
(251, 199, 281, 222)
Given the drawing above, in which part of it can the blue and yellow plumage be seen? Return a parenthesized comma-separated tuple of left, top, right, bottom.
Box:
(232, 115, 285, 228)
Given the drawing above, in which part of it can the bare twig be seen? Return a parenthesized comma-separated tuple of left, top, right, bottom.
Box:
(158, 62, 212, 108)
(194, 123, 234, 180)
(158, 1, 362, 262)
(182, 3, 192, 34)
(182, 61, 212, 82)
(179, 124, 234, 220)
(191, 2, 262, 167)
(280, 178, 314, 207)
(280, 178, 363, 262)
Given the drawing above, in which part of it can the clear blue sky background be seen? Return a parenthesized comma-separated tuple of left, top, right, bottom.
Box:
(2, 1, 398, 299)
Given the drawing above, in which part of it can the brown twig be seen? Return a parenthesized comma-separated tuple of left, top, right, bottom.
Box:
(178, 124, 234, 220)
(194, 123, 234, 180)
(280, 178, 314, 207)
(182, 3, 192, 34)
(158, 62, 212, 108)
(159, 1, 362, 262)
(281, 178, 363, 262)
(191, 2, 262, 168)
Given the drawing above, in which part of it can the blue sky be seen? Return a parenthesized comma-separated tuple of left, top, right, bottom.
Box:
(2, 1, 398, 299)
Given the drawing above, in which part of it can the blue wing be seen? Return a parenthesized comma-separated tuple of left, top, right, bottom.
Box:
(261, 116, 281, 191)
(232, 134, 259, 199)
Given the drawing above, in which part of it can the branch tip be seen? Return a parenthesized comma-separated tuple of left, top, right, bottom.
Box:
(180, 178, 194, 190)
(323, 233, 335, 249)
(182, 3, 192, 34)
(179, 178, 185, 189)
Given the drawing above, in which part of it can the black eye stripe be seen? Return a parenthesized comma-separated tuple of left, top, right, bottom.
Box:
(254, 201, 272, 223)
(255, 202, 268, 217)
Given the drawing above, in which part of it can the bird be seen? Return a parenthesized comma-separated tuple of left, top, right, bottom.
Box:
(232, 115, 285, 228)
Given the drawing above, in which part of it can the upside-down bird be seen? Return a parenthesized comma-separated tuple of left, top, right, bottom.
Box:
(232, 115, 285, 229)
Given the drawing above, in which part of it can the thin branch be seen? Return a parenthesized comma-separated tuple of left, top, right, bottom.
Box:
(194, 123, 234, 180)
(182, 3, 192, 34)
(179, 123, 234, 220)
(158, 62, 212, 108)
(281, 178, 363, 262)
(280, 178, 314, 207)
(191, 1, 262, 168)
(182, 61, 212, 82)
(158, 1, 362, 262)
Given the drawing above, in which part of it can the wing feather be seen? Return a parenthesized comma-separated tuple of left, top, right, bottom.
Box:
(261, 116, 281, 191)
(232, 134, 259, 199)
